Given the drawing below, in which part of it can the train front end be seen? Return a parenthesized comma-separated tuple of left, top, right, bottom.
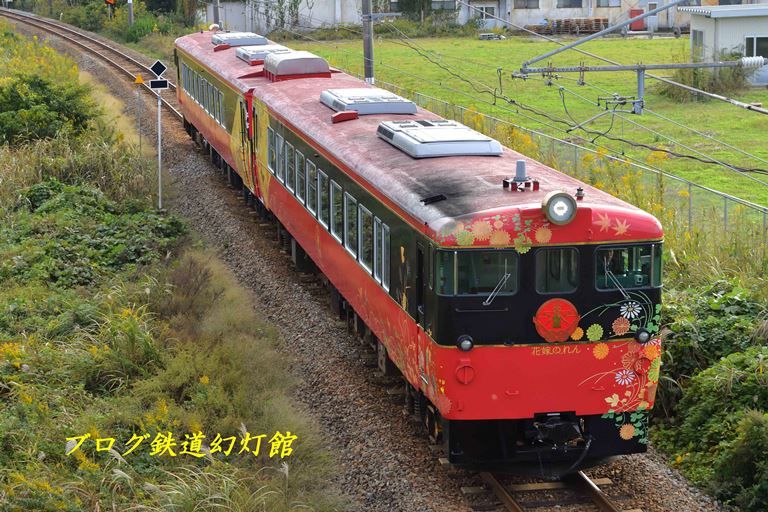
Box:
(420, 195, 663, 474)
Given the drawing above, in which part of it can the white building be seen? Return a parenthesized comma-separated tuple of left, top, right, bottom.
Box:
(206, 0, 362, 34)
(678, 4, 768, 85)
(458, 0, 692, 30)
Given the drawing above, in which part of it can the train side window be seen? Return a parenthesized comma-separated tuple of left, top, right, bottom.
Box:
(318, 170, 330, 227)
(276, 134, 285, 182)
(652, 243, 662, 287)
(306, 161, 317, 214)
(202, 81, 208, 112)
(214, 89, 220, 123)
(285, 142, 295, 192)
(267, 128, 275, 173)
(344, 192, 358, 257)
(381, 224, 390, 291)
(252, 107, 258, 147)
(359, 205, 373, 271)
(428, 246, 434, 290)
(208, 83, 214, 117)
(295, 151, 305, 203)
(218, 91, 224, 125)
(535, 248, 578, 294)
(330, 180, 343, 241)
(435, 251, 455, 295)
(374, 218, 382, 283)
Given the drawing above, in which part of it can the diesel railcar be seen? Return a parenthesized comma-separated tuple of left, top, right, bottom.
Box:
(174, 30, 664, 473)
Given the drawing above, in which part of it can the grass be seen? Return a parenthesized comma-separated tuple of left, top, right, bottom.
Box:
(286, 34, 768, 206)
(0, 24, 343, 511)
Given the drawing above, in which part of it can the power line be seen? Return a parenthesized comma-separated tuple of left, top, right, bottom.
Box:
(376, 21, 768, 177)
(454, 0, 768, 115)
(271, 17, 768, 181)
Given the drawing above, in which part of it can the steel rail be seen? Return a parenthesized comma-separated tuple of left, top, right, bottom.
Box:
(0, 7, 182, 121)
(479, 472, 525, 512)
(477, 471, 627, 512)
(571, 471, 623, 512)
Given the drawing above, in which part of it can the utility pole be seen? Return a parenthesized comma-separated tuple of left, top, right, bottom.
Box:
(213, 0, 221, 26)
(362, 0, 374, 84)
(128, 0, 134, 25)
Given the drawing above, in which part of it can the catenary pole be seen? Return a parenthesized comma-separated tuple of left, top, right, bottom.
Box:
(362, 0, 374, 84)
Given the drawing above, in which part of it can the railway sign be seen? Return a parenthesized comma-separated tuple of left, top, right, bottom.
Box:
(150, 60, 167, 78)
(134, 73, 144, 85)
(149, 79, 169, 90)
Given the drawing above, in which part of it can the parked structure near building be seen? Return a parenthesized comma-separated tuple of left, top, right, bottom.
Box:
(457, 0, 696, 31)
(679, 4, 768, 85)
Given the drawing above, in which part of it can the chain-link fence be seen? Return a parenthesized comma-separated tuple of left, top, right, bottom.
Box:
(366, 76, 768, 256)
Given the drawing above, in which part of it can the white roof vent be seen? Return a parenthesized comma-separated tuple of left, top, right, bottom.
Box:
(264, 51, 330, 78)
(319, 88, 417, 115)
(376, 120, 503, 158)
(236, 44, 291, 64)
(211, 32, 268, 47)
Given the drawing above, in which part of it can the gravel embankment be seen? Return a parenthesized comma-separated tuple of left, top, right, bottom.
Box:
(11, 17, 726, 512)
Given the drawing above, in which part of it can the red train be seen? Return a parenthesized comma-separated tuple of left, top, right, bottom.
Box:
(174, 30, 664, 474)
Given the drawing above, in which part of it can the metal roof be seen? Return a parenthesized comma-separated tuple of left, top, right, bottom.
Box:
(678, 5, 768, 18)
(174, 31, 663, 242)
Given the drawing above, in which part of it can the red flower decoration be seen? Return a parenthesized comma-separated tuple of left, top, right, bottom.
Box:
(612, 316, 630, 336)
(533, 299, 581, 343)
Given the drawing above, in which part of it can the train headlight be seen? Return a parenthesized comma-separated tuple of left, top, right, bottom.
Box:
(635, 328, 651, 344)
(457, 335, 474, 352)
(542, 191, 577, 225)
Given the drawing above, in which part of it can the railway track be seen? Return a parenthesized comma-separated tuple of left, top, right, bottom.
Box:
(466, 471, 642, 512)
(0, 7, 183, 121)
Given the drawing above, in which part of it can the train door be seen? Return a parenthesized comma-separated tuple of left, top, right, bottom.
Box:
(416, 242, 426, 327)
(251, 103, 260, 199)
(238, 100, 253, 190)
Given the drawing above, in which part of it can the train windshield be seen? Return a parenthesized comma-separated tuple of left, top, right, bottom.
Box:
(595, 244, 662, 290)
(435, 250, 518, 296)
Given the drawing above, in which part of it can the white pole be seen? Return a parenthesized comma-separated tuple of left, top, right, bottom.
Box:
(157, 92, 162, 210)
(136, 85, 142, 153)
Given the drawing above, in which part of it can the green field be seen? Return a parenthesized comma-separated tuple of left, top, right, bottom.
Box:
(289, 35, 768, 206)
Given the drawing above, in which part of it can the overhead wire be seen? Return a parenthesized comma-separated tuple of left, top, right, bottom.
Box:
(262, 14, 768, 178)
(376, 19, 768, 176)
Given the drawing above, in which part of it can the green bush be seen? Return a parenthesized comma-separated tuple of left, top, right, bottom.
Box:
(62, 2, 107, 32)
(657, 279, 766, 414)
(0, 180, 185, 287)
(653, 346, 768, 508)
(711, 410, 768, 511)
(0, 74, 96, 144)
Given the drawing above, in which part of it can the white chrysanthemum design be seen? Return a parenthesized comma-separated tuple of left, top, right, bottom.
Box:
(615, 369, 636, 385)
(620, 301, 642, 319)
